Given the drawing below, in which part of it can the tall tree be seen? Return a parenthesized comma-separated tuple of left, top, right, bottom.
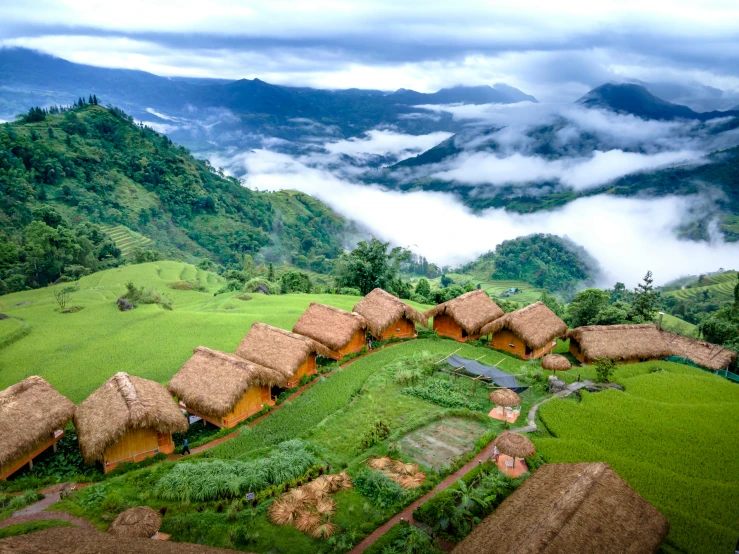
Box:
(633, 270, 659, 322)
(566, 288, 610, 327)
(334, 238, 409, 295)
(415, 277, 430, 298)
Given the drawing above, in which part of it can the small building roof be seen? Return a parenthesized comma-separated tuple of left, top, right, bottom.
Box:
(481, 301, 567, 349)
(236, 322, 331, 375)
(352, 288, 427, 338)
(423, 290, 504, 335)
(74, 372, 188, 464)
(452, 463, 669, 554)
(542, 353, 572, 371)
(0, 376, 74, 469)
(492, 431, 536, 458)
(292, 302, 368, 352)
(565, 324, 671, 363)
(107, 506, 161, 538)
(168, 347, 286, 419)
(489, 388, 521, 407)
(661, 331, 737, 370)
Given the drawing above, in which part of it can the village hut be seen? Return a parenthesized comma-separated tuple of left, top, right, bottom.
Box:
(292, 302, 368, 360)
(0, 526, 246, 553)
(542, 353, 572, 374)
(661, 331, 737, 371)
(169, 347, 285, 429)
(493, 431, 535, 477)
(423, 290, 504, 342)
(482, 301, 567, 359)
(352, 288, 427, 340)
(0, 376, 74, 480)
(107, 506, 162, 539)
(75, 372, 188, 472)
(452, 462, 670, 554)
(488, 388, 521, 422)
(236, 323, 331, 389)
(566, 324, 671, 364)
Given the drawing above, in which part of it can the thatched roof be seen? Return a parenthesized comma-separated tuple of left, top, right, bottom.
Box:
(661, 331, 737, 370)
(107, 506, 161, 538)
(452, 463, 669, 554)
(236, 322, 331, 375)
(489, 388, 521, 407)
(493, 431, 536, 458)
(565, 324, 671, 363)
(0, 526, 247, 553)
(423, 290, 504, 335)
(352, 288, 427, 338)
(542, 354, 572, 371)
(481, 302, 567, 348)
(0, 376, 74, 468)
(292, 302, 368, 352)
(168, 347, 285, 419)
(75, 372, 188, 464)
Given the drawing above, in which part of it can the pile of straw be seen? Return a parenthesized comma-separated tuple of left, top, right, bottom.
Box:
(368, 457, 426, 489)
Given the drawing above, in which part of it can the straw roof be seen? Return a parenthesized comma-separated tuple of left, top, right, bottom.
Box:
(168, 347, 285, 419)
(565, 324, 671, 363)
(489, 388, 521, 407)
(292, 302, 368, 352)
(452, 463, 669, 554)
(423, 290, 504, 335)
(352, 288, 427, 338)
(0, 376, 74, 468)
(480, 302, 567, 348)
(75, 372, 188, 464)
(661, 331, 737, 370)
(236, 322, 331, 375)
(542, 354, 572, 371)
(0, 526, 247, 553)
(493, 431, 536, 458)
(107, 506, 161, 538)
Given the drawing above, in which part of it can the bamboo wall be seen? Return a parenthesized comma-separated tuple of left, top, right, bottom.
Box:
(284, 353, 317, 388)
(377, 316, 416, 340)
(433, 314, 480, 342)
(327, 328, 366, 360)
(103, 427, 174, 472)
(0, 431, 64, 480)
(221, 385, 273, 428)
(491, 329, 556, 359)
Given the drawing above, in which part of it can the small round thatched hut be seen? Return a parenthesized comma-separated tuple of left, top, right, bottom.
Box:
(489, 388, 521, 407)
(542, 354, 571, 373)
(107, 506, 162, 539)
(493, 431, 536, 477)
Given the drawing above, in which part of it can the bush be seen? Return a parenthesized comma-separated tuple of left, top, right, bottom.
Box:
(363, 521, 440, 554)
(122, 281, 173, 310)
(402, 377, 488, 411)
(358, 420, 391, 451)
(594, 358, 616, 383)
(279, 270, 312, 293)
(352, 468, 407, 508)
(338, 287, 361, 296)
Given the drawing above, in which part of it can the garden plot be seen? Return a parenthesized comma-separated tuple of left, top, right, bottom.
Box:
(400, 417, 488, 469)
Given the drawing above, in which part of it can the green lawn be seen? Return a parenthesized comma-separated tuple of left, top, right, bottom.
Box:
(534, 361, 739, 554)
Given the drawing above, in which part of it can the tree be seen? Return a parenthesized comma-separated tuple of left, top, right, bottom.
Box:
(594, 358, 616, 383)
(539, 290, 564, 317)
(334, 238, 409, 296)
(53, 284, 79, 311)
(267, 262, 275, 282)
(415, 277, 431, 298)
(566, 289, 610, 327)
(633, 270, 659, 322)
(280, 270, 312, 293)
(440, 274, 453, 287)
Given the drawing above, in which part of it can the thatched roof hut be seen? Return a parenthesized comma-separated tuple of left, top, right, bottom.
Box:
(661, 332, 737, 371)
(0, 376, 74, 472)
(481, 301, 567, 348)
(75, 372, 188, 464)
(107, 506, 162, 538)
(423, 290, 503, 336)
(452, 463, 670, 554)
(352, 288, 427, 338)
(236, 322, 331, 374)
(566, 324, 671, 364)
(168, 347, 285, 419)
(542, 354, 572, 371)
(0, 526, 246, 553)
(493, 431, 536, 459)
(489, 388, 521, 407)
(292, 302, 368, 353)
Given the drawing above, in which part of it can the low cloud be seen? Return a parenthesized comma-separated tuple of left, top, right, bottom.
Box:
(324, 130, 453, 161)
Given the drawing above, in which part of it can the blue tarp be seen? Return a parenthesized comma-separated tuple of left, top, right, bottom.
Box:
(445, 354, 528, 393)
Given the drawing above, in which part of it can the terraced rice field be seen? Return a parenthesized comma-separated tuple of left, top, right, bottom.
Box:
(100, 224, 154, 257)
(663, 271, 737, 303)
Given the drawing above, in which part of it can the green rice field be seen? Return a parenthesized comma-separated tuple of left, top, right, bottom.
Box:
(99, 224, 154, 258)
(663, 270, 737, 303)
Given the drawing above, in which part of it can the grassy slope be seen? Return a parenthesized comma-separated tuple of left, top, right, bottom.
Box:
(0, 261, 427, 403)
(662, 270, 737, 304)
(534, 362, 739, 554)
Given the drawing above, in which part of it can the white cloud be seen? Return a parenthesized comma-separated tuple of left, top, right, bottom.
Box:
(324, 130, 452, 160)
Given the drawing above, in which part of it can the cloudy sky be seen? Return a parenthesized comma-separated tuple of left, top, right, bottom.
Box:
(2, 1, 739, 101)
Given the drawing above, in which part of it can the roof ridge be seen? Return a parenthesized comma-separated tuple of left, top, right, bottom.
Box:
(112, 372, 144, 414)
(309, 302, 366, 321)
(252, 322, 313, 343)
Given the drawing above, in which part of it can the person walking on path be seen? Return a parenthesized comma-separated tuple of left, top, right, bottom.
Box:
(182, 438, 191, 456)
(366, 334, 373, 351)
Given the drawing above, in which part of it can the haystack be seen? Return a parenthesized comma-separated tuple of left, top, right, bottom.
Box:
(0, 376, 74, 479)
(452, 463, 669, 554)
(107, 506, 162, 538)
(292, 303, 368, 359)
(352, 288, 427, 339)
(482, 301, 567, 358)
(236, 322, 331, 387)
(493, 431, 536, 459)
(169, 347, 284, 426)
(424, 290, 503, 340)
(542, 354, 571, 371)
(489, 388, 521, 407)
(75, 372, 188, 464)
(661, 331, 737, 371)
(566, 324, 671, 364)
(0, 526, 245, 553)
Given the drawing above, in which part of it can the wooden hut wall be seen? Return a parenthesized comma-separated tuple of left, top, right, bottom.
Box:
(0, 430, 65, 480)
(376, 316, 417, 340)
(221, 385, 273, 428)
(103, 427, 174, 472)
(284, 353, 317, 389)
(327, 328, 366, 360)
(433, 313, 479, 342)
(569, 338, 585, 363)
(491, 330, 556, 359)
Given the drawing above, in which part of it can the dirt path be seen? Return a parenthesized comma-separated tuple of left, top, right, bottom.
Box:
(349, 441, 498, 553)
(0, 484, 95, 530)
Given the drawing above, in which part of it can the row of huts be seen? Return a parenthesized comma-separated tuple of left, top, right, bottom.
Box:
(2, 288, 735, 480)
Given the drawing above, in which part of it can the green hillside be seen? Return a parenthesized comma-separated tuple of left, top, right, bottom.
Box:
(663, 271, 738, 303)
(98, 224, 153, 257)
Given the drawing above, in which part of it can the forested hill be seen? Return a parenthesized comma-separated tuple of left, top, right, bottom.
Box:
(0, 102, 349, 292)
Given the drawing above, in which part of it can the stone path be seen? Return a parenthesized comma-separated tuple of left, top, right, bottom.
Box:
(0, 484, 94, 530)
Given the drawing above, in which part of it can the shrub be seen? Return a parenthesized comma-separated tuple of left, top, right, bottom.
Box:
(358, 420, 391, 451)
(338, 287, 361, 296)
(122, 281, 173, 310)
(402, 378, 488, 411)
(352, 468, 407, 508)
(594, 358, 616, 383)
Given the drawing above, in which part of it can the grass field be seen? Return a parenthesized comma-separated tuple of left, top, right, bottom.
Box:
(425, 273, 544, 304)
(534, 362, 739, 554)
(660, 313, 697, 336)
(99, 224, 154, 258)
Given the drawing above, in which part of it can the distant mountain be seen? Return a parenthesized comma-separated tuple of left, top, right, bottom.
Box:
(390, 84, 537, 105)
(576, 83, 739, 121)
